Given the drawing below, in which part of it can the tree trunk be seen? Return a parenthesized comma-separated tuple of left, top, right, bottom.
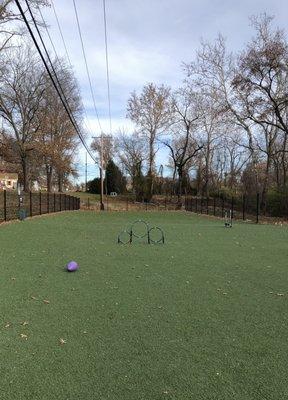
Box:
(58, 172, 63, 192)
(177, 166, 183, 207)
(282, 133, 288, 188)
(21, 156, 29, 192)
(261, 154, 271, 214)
(145, 136, 156, 202)
(46, 165, 53, 193)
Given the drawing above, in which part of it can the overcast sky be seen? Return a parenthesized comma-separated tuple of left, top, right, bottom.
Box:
(40, 0, 288, 181)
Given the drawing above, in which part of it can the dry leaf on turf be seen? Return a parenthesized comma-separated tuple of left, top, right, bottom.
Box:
(43, 300, 50, 304)
(59, 338, 66, 345)
(21, 321, 29, 326)
(20, 334, 28, 340)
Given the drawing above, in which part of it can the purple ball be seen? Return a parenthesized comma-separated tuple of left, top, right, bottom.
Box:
(66, 261, 79, 272)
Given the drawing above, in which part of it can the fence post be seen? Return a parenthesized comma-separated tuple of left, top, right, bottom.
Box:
(30, 191, 32, 217)
(256, 193, 260, 223)
(54, 193, 56, 212)
(242, 195, 245, 220)
(206, 197, 209, 214)
(221, 197, 224, 218)
(39, 192, 42, 215)
(59, 194, 62, 211)
(195, 197, 198, 213)
(200, 197, 203, 214)
(4, 189, 7, 221)
(213, 197, 216, 216)
(231, 197, 234, 219)
(47, 193, 49, 213)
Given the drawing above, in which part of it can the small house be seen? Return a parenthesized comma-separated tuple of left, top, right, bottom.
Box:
(0, 172, 18, 190)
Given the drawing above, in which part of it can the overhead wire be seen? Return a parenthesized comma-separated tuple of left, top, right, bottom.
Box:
(37, 3, 95, 141)
(50, 0, 72, 65)
(72, 0, 102, 133)
(103, 0, 112, 135)
(14, 0, 97, 164)
(26, 1, 97, 166)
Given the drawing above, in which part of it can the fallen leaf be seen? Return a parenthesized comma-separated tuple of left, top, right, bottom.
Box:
(5, 323, 11, 328)
(59, 338, 66, 345)
(21, 321, 29, 326)
(20, 334, 28, 340)
(31, 296, 37, 300)
(277, 293, 284, 296)
(43, 300, 50, 304)
(222, 292, 227, 295)
(11, 277, 16, 281)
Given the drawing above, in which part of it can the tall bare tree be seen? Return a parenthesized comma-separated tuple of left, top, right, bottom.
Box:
(0, 45, 45, 191)
(36, 60, 81, 192)
(116, 131, 146, 201)
(127, 82, 172, 200)
(161, 87, 202, 203)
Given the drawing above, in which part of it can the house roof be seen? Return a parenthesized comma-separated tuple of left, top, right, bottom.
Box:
(0, 173, 18, 180)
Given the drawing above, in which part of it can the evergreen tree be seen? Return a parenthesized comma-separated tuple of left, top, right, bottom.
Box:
(105, 160, 127, 194)
(87, 178, 101, 194)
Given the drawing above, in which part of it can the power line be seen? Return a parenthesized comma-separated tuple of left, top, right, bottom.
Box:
(50, 0, 72, 65)
(15, 0, 97, 164)
(25, 1, 97, 170)
(37, 4, 95, 140)
(72, 0, 102, 133)
(103, 0, 112, 135)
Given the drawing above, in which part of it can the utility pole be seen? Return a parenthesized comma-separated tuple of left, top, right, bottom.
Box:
(100, 133, 105, 210)
(92, 132, 112, 211)
(85, 152, 87, 192)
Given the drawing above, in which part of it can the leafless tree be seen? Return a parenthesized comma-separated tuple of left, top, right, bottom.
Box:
(161, 87, 202, 202)
(115, 131, 146, 200)
(0, 45, 46, 191)
(36, 59, 82, 192)
(0, 0, 49, 51)
(127, 82, 172, 200)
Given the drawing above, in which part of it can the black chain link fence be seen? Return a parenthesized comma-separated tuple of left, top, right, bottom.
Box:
(0, 191, 80, 223)
(184, 193, 288, 223)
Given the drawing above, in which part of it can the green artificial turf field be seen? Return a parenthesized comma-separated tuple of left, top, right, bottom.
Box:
(1, 211, 288, 399)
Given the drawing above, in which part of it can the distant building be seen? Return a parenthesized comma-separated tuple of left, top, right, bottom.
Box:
(0, 172, 18, 190)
